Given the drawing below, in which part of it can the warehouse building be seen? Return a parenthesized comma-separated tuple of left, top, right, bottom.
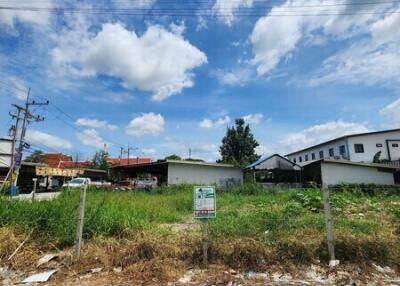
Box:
(302, 159, 398, 186)
(110, 159, 243, 188)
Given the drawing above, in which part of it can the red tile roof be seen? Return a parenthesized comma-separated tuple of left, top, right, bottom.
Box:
(107, 157, 152, 166)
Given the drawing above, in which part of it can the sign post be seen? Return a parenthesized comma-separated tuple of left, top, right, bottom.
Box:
(193, 186, 216, 268)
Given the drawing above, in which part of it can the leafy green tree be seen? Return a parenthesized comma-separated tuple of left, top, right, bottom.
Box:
(25, 150, 45, 163)
(92, 150, 109, 170)
(218, 118, 260, 167)
(165, 154, 182, 160)
(373, 151, 382, 163)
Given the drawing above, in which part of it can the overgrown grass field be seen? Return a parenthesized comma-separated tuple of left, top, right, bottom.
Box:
(0, 184, 399, 266)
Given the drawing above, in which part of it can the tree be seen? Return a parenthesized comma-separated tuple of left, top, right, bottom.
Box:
(373, 151, 382, 163)
(25, 150, 45, 163)
(165, 154, 182, 160)
(92, 150, 109, 170)
(218, 118, 260, 167)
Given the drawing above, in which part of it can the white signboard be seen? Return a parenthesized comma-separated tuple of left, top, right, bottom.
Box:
(193, 186, 216, 219)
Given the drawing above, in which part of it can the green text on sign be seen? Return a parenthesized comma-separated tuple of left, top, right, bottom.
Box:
(193, 186, 216, 219)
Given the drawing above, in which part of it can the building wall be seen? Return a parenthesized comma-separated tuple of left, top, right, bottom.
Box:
(0, 139, 12, 168)
(347, 131, 400, 162)
(286, 138, 348, 166)
(167, 163, 243, 186)
(321, 162, 395, 185)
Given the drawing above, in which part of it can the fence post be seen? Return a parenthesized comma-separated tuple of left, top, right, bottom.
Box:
(322, 185, 336, 265)
(75, 184, 87, 260)
(32, 178, 37, 202)
(201, 218, 208, 268)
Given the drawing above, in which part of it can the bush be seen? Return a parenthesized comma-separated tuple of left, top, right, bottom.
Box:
(330, 183, 400, 196)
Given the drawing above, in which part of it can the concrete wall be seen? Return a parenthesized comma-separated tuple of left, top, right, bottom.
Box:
(347, 131, 400, 162)
(0, 139, 12, 168)
(287, 138, 348, 166)
(321, 162, 395, 185)
(167, 163, 243, 186)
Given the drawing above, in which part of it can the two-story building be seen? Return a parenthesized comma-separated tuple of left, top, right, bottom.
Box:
(285, 128, 400, 166)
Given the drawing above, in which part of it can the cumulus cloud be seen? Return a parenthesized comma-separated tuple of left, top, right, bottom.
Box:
(26, 130, 72, 149)
(76, 118, 117, 131)
(126, 113, 165, 137)
(0, 76, 28, 100)
(213, 0, 254, 25)
(242, 113, 263, 125)
(212, 68, 253, 86)
(0, 1, 53, 28)
(250, 0, 398, 76)
(199, 116, 230, 129)
(255, 144, 270, 156)
(310, 12, 400, 86)
(77, 129, 108, 149)
(380, 98, 400, 127)
(280, 120, 369, 152)
(51, 22, 207, 101)
(141, 148, 157, 155)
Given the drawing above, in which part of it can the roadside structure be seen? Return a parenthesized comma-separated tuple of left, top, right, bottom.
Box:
(109, 159, 243, 188)
(285, 128, 400, 166)
(244, 154, 302, 186)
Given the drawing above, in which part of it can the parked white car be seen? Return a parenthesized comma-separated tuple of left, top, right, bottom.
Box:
(63, 178, 91, 188)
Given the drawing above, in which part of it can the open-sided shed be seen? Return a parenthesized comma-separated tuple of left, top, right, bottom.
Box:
(244, 154, 302, 185)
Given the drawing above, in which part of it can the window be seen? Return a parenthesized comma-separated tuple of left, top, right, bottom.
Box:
(354, 144, 364, 153)
(376, 143, 383, 147)
(339, 145, 346, 155)
(305, 154, 309, 161)
(311, 153, 315, 160)
(293, 158, 296, 163)
(329, 148, 334, 157)
(319, 150, 324, 159)
(393, 143, 399, 148)
(299, 156, 302, 162)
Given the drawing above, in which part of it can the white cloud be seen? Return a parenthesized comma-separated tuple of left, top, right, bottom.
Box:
(250, 0, 398, 76)
(77, 129, 108, 149)
(0, 76, 28, 100)
(76, 118, 117, 131)
(0, 1, 53, 28)
(310, 12, 400, 86)
(112, 0, 154, 9)
(51, 22, 207, 101)
(212, 68, 252, 86)
(380, 98, 400, 127)
(255, 144, 270, 156)
(213, 0, 254, 25)
(126, 113, 165, 137)
(242, 113, 263, 125)
(280, 120, 369, 152)
(26, 130, 72, 149)
(199, 116, 230, 129)
(141, 148, 157, 155)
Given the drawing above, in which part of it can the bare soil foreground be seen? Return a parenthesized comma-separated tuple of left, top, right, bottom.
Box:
(0, 185, 399, 285)
(1, 228, 399, 285)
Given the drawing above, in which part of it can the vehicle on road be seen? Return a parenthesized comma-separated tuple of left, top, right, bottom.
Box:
(62, 177, 91, 188)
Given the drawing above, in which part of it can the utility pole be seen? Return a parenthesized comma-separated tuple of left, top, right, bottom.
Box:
(189, 148, 192, 159)
(126, 145, 138, 165)
(10, 88, 49, 196)
(119, 147, 124, 165)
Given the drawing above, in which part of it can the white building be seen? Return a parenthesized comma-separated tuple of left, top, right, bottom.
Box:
(0, 138, 13, 168)
(110, 159, 243, 188)
(286, 128, 400, 166)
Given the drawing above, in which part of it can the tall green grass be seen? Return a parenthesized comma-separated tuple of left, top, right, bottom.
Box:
(0, 184, 398, 255)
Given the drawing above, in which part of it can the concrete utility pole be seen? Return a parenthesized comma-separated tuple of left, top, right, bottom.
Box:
(126, 145, 138, 165)
(119, 147, 124, 165)
(10, 88, 49, 196)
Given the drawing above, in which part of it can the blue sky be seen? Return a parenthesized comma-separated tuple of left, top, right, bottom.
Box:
(1, 0, 399, 162)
